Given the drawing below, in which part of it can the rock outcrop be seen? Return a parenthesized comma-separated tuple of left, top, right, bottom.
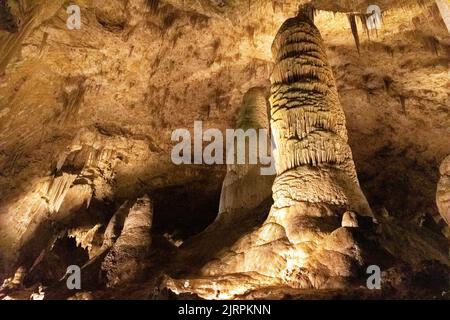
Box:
(436, 155, 450, 238)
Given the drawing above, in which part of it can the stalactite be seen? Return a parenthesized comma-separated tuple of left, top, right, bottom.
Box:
(44, 173, 77, 213)
(347, 14, 360, 54)
(68, 224, 102, 257)
(359, 15, 370, 41)
(146, 0, 159, 14)
(0, 1, 18, 33)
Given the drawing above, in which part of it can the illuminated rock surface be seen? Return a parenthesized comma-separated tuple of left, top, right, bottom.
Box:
(437, 155, 450, 238)
(0, 0, 449, 299)
(166, 6, 382, 298)
(164, 4, 449, 299)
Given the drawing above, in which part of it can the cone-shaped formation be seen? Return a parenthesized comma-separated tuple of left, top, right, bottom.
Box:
(347, 14, 361, 53)
(270, 12, 350, 174)
(270, 10, 371, 215)
(176, 87, 274, 268)
(218, 87, 273, 218)
(236, 87, 269, 130)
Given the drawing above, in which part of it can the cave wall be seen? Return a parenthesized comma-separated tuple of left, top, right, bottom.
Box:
(0, 0, 449, 277)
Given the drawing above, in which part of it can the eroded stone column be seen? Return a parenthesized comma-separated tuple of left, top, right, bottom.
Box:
(218, 87, 274, 220)
(177, 87, 274, 267)
(101, 195, 153, 287)
(269, 8, 371, 217)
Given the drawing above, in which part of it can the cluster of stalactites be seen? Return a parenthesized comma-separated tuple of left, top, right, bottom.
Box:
(0, 1, 18, 33)
(269, 11, 351, 176)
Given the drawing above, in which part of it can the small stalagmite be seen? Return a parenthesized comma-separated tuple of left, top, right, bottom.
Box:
(101, 195, 153, 287)
(0, 266, 26, 292)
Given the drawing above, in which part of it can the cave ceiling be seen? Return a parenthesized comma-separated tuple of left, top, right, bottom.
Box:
(0, 0, 449, 300)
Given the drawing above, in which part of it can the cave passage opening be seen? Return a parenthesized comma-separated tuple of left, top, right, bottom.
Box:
(24, 235, 89, 287)
(151, 180, 223, 242)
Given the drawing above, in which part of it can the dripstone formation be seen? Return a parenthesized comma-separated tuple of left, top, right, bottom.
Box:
(436, 155, 450, 238)
(102, 195, 153, 287)
(1, 0, 449, 300)
(165, 6, 382, 299)
(269, 9, 372, 216)
(176, 87, 275, 269)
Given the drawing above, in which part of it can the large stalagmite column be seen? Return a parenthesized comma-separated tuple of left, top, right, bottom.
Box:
(269, 8, 371, 217)
(176, 87, 274, 267)
(203, 5, 373, 281)
(218, 87, 274, 219)
(166, 6, 376, 297)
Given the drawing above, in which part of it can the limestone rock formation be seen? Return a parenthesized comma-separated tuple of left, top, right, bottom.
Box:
(166, 6, 380, 298)
(342, 211, 359, 228)
(217, 87, 273, 219)
(0, 0, 449, 300)
(101, 201, 131, 250)
(268, 9, 372, 216)
(102, 195, 153, 287)
(436, 155, 450, 238)
(0, 266, 26, 292)
(176, 87, 274, 268)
